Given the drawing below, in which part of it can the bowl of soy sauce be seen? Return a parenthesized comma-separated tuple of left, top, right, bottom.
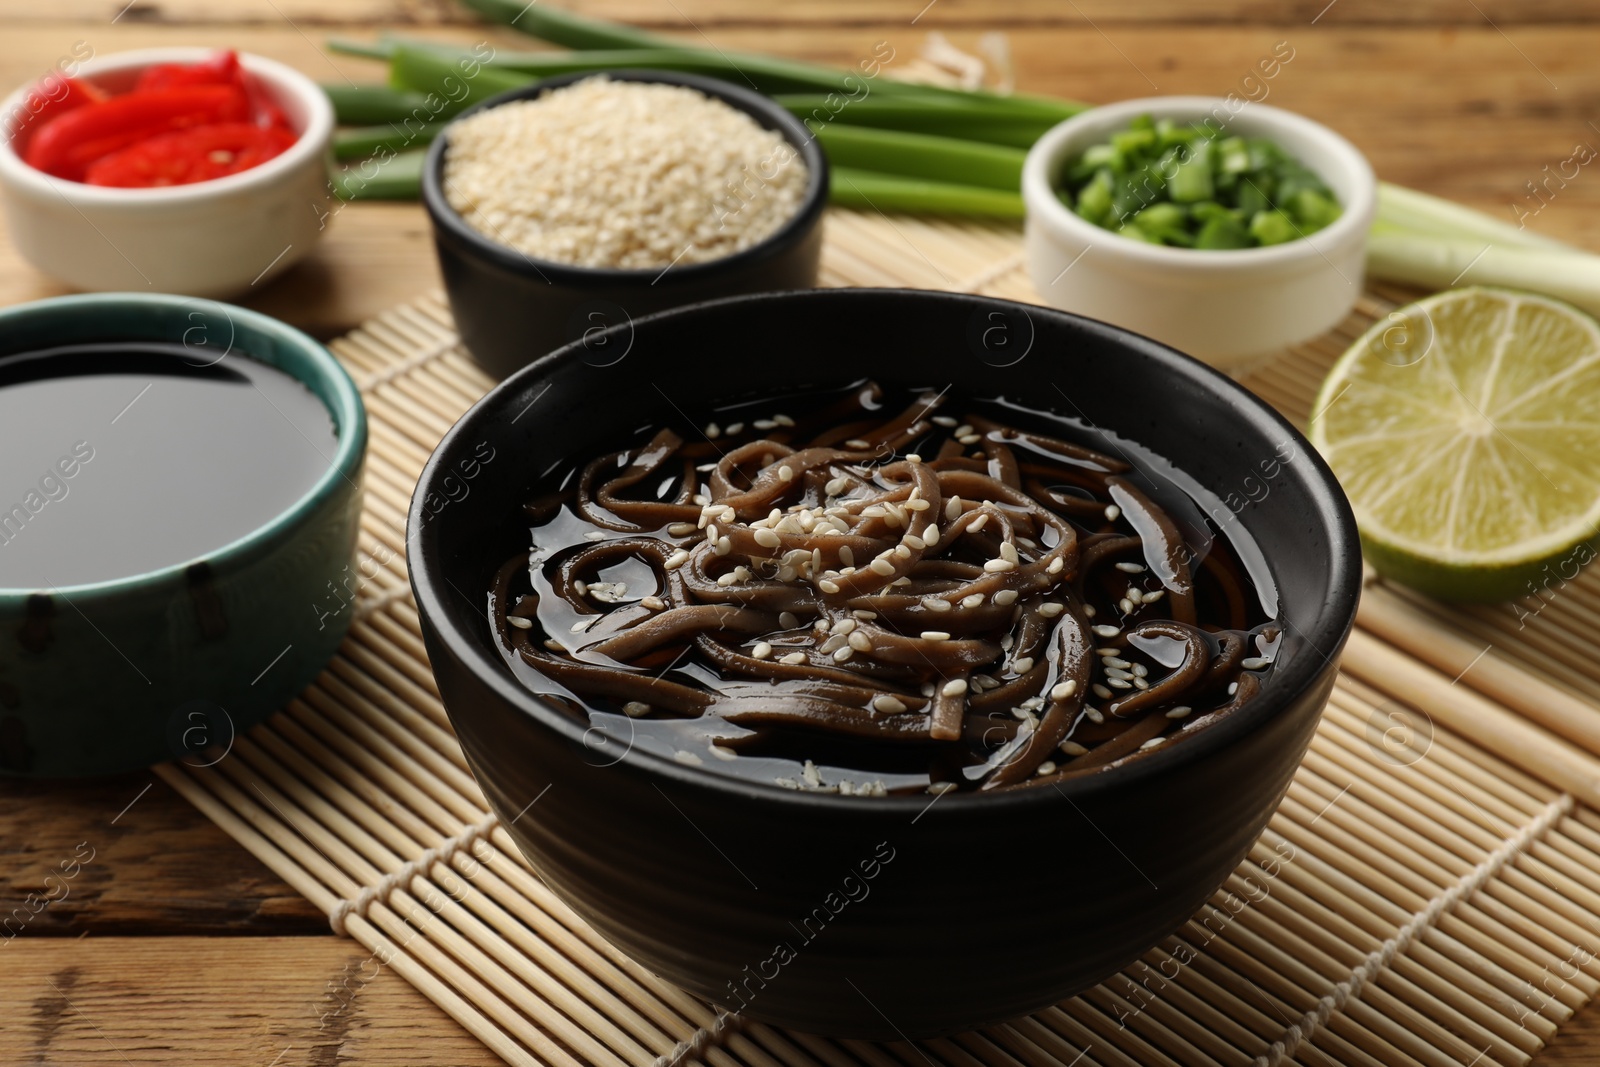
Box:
(0, 293, 366, 777)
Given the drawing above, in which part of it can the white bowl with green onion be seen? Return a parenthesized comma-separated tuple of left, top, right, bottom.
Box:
(1023, 96, 1375, 368)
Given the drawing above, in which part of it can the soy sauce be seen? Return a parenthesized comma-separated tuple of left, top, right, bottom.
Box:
(0, 341, 339, 589)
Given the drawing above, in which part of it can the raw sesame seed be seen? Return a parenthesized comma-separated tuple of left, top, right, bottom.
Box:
(1228, 681, 1239, 695)
(714, 536, 731, 555)
(623, 701, 651, 717)
(832, 618, 857, 634)
(1084, 706, 1105, 723)
(846, 438, 870, 449)
(1105, 668, 1133, 681)
(848, 631, 873, 652)
(1038, 603, 1065, 617)
(932, 415, 958, 427)
(942, 679, 968, 697)
(1140, 737, 1167, 751)
(1241, 656, 1271, 670)
(1012, 656, 1035, 674)
(571, 617, 596, 633)
(1132, 663, 1148, 678)
(667, 522, 697, 537)
(922, 631, 952, 642)
(675, 749, 704, 766)
(709, 744, 739, 761)
(1051, 680, 1077, 701)
(507, 615, 533, 629)
(1144, 589, 1166, 602)
(1115, 562, 1145, 574)
(869, 558, 897, 576)
(923, 597, 952, 613)
(725, 422, 745, 435)
(584, 531, 606, 542)
(779, 611, 800, 629)
(838, 546, 855, 568)
(753, 528, 781, 548)
(1093, 624, 1121, 638)
(818, 579, 841, 594)
(994, 589, 1019, 606)
(1119, 598, 1134, 614)
(751, 641, 774, 660)
(705, 423, 721, 439)
(903, 535, 926, 551)
(774, 413, 795, 427)
(1092, 683, 1113, 700)
(1104, 657, 1131, 669)
(906, 453, 922, 463)
(1097, 648, 1119, 658)
(833, 646, 854, 662)
(1046, 557, 1064, 575)
(1035, 761, 1057, 776)
(825, 476, 850, 496)
(923, 523, 939, 545)
(778, 465, 795, 483)
(1165, 705, 1192, 719)
(927, 781, 957, 795)
(945, 496, 963, 520)
(1105, 504, 1121, 522)
(1059, 740, 1089, 756)
(853, 609, 877, 619)
(641, 596, 666, 611)
(1084, 604, 1097, 617)
(999, 542, 1019, 564)
(969, 514, 990, 533)
(1133, 677, 1149, 690)
(754, 419, 778, 431)
(961, 594, 985, 609)
(958, 434, 981, 445)
(780, 652, 808, 665)
(873, 695, 908, 714)
(717, 573, 738, 587)
(1108, 678, 1131, 689)
(984, 559, 1016, 573)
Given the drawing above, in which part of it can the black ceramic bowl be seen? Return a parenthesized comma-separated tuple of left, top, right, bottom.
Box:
(421, 70, 828, 380)
(408, 289, 1360, 1038)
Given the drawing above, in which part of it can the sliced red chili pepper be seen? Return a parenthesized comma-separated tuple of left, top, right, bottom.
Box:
(83, 123, 298, 188)
(23, 84, 251, 181)
(134, 50, 242, 93)
(7, 76, 106, 153)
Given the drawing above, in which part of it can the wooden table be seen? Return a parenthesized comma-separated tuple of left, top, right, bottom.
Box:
(4, 1, 1600, 1062)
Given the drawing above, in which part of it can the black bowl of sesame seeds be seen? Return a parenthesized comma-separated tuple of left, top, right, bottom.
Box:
(422, 69, 828, 379)
(407, 288, 1361, 1038)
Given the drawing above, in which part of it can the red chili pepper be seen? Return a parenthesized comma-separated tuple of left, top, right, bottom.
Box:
(83, 123, 298, 188)
(8, 76, 106, 152)
(23, 84, 251, 181)
(134, 50, 242, 93)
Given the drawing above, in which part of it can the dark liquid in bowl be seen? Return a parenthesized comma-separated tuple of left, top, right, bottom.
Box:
(0, 342, 338, 589)
(489, 383, 1280, 796)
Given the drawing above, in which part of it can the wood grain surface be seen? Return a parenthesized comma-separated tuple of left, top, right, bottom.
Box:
(2, 1, 1599, 1062)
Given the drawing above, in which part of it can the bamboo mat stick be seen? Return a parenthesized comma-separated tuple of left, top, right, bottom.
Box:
(1340, 630, 1600, 806)
(1358, 584, 1600, 758)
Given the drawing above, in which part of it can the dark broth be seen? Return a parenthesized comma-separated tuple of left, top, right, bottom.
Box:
(0, 342, 338, 589)
(489, 383, 1279, 796)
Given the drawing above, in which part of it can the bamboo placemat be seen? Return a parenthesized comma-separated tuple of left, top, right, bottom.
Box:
(154, 210, 1600, 1067)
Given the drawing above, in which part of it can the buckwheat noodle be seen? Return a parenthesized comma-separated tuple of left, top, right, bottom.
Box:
(489, 383, 1278, 794)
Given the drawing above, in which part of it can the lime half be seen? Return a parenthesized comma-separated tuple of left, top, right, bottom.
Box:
(1309, 286, 1600, 602)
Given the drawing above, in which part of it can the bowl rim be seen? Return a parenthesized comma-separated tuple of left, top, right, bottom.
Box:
(0, 292, 367, 601)
(420, 68, 830, 284)
(0, 46, 334, 205)
(409, 287, 1362, 811)
(1022, 94, 1377, 271)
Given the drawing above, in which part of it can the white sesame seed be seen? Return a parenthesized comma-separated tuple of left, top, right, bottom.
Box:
(1051, 680, 1077, 701)
(984, 559, 1016, 573)
(623, 701, 651, 717)
(754, 419, 778, 431)
(999, 542, 1019, 564)
(1131, 663, 1148, 678)
(833, 646, 854, 662)
(1039, 603, 1065, 617)
(927, 781, 957, 795)
(778, 465, 794, 483)
(839, 546, 855, 568)
(667, 522, 697, 537)
(641, 596, 666, 611)
(1097, 648, 1119, 658)
(705, 422, 721, 439)
(1108, 678, 1131, 689)
(1144, 589, 1166, 603)
(715, 536, 732, 556)
(818, 579, 841, 594)
(1059, 740, 1089, 756)
(584, 530, 606, 542)
(780, 652, 807, 665)
(779, 611, 800, 629)
(1228, 681, 1239, 695)
(1140, 737, 1167, 751)
(923, 523, 939, 545)
(725, 422, 744, 435)
(906, 453, 922, 463)
(960, 594, 985, 609)
(1084, 604, 1097, 617)
(571, 617, 595, 633)
(903, 534, 926, 551)
(753, 527, 781, 548)
(1092, 683, 1113, 700)
(923, 597, 952, 613)
(1105, 504, 1121, 522)
(825, 476, 850, 496)
(1046, 557, 1064, 575)
(751, 641, 773, 660)
(932, 415, 958, 427)
(507, 615, 534, 629)
(709, 743, 739, 761)
(942, 679, 968, 697)
(922, 631, 952, 642)
(1133, 677, 1150, 690)
(1127, 588, 1144, 605)
(1012, 656, 1035, 675)
(544, 639, 565, 652)
(846, 438, 870, 449)
(994, 589, 1019, 606)
(1242, 656, 1271, 670)
(1119, 598, 1134, 614)
(848, 631, 873, 652)
(969, 514, 990, 533)
(1035, 761, 1057, 776)
(1115, 562, 1145, 574)
(1084, 706, 1105, 723)
(945, 496, 963, 520)
(853, 609, 877, 619)
(1165, 705, 1192, 719)
(1104, 657, 1131, 670)
(958, 434, 981, 445)
(873, 695, 908, 714)
(1093, 624, 1121, 638)
(717, 573, 738, 587)
(869, 558, 897, 576)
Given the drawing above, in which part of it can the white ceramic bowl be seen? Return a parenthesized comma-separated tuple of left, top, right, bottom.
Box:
(1022, 96, 1376, 369)
(0, 48, 334, 298)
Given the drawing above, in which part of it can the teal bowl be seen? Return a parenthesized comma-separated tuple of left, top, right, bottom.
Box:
(0, 294, 366, 777)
